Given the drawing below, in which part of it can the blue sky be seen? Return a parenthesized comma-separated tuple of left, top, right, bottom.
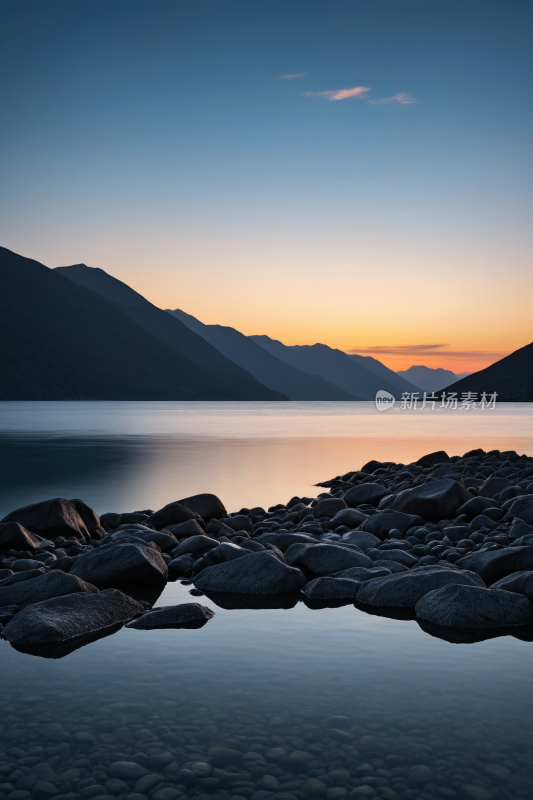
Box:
(1, 0, 531, 371)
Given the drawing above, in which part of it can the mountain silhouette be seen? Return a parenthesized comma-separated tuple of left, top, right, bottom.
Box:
(397, 365, 471, 393)
(348, 354, 419, 394)
(443, 342, 533, 401)
(166, 309, 361, 401)
(0, 248, 284, 400)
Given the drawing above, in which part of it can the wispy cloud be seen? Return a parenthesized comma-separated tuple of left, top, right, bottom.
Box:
(348, 344, 506, 361)
(301, 86, 371, 101)
(277, 72, 307, 80)
(367, 91, 420, 105)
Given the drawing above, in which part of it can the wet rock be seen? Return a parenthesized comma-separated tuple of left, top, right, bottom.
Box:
(367, 549, 419, 568)
(357, 565, 483, 607)
(388, 479, 472, 522)
(257, 532, 319, 551)
(193, 542, 250, 572)
(178, 493, 227, 521)
(0, 569, 98, 608)
(329, 508, 369, 529)
(287, 543, 372, 577)
(71, 543, 168, 584)
(171, 535, 219, 558)
(146, 502, 205, 531)
(126, 603, 215, 628)
(341, 531, 381, 550)
(358, 511, 424, 540)
(0, 522, 42, 552)
(302, 576, 361, 600)
(456, 546, 533, 585)
(194, 550, 306, 594)
(312, 499, 347, 519)
(1, 498, 91, 540)
(415, 583, 533, 628)
(492, 570, 533, 599)
(344, 484, 390, 507)
(3, 588, 144, 643)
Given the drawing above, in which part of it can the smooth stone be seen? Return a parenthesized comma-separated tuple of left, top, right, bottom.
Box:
(459, 786, 492, 800)
(357, 565, 484, 608)
(1, 498, 91, 540)
(71, 543, 168, 583)
(359, 511, 424, 540)
(456, 546, 533, 586)
(388, 479, 472, 522)
(194, 551, 305, 594)
(286, 544, 372, 577)
(109, 763, 148, 781)
(126, 603, 215, 629)
(416, 583, 533, 628)
(0, 569, 98, 609)
(302, 577, 360, 600)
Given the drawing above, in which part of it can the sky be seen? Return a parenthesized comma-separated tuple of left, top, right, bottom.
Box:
(1, 0, 532, 373)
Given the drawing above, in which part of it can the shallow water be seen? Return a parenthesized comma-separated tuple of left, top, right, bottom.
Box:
(1, 402, 533, 800)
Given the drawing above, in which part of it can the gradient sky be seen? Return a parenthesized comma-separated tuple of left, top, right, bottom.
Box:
(1, 0, 532, 372)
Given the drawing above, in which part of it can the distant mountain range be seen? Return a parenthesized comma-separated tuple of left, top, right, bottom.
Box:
(397, 365, 471, 393)
(1, 246, 530, 401)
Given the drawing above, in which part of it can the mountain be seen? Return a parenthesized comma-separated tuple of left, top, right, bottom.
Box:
(348, 354, 419, 394)
(442, 342, 533, 401)
(166, 309, 361, 400)
(0, 247, 284, 400)
(54, 263, 285, 400)
(250, 336, 405, 400)
(397, 365, 471, 393)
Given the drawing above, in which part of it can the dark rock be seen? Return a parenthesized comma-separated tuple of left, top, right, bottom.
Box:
(0, 605, 18, 624)
(165, 519, 206, 538)
(126, 602, 215, 628)
(388, 479, 472, 522)
(469, 515, 497, 532)
(416, 451, 450, 468)
(146, 501, 205, 531)
(69, 499, 104, 539)
(167, 554, 196, 577)
(456, 546, 533, 585)
(302, 577, 360, 600)
(0, 569, 98, 608)
(0, 522, 42, 552)
(509, 521, 533, 540)
(220, 515, 253, 533)
(455, 496, 497, 519)
(237, 538, 266, 552)
(331, 566, 392, 580)
(492, 570, 533, 599)
(343, 484, 390, 508)
(442, 525, 471, 542)
(503, 495, 533, 525)
(100, 512, 123, 530)
(171, 535, 219, 558)
(366, 549, 419, 568)
(477, 477, 512, 499)
(0, 567, 46, 585)
(12, 558, 46, 571)
(113, 526, 177, 552)
(286, 543, 372, 577)
(312, 498, 347, 519)
(178, 493, 227, 521)
(257, 532, 319, 551)
(415, 583, 533, 628)
(1, 498, 91, 540)
(3, 587, 143, 643)
(51, 556, 78, 573)
(109, 763, 149, 781)
(358, 511, 424, 540)
(192, 541, 250, 573)
(357, 565, 484, 608)
(340, 531, 381, 550)
(193, 551, 306, 594)
(71, 543, 168, 584)
(362, 460, 389, 474)
(372, 559, 410, 573)
(329, 508, 369, 529)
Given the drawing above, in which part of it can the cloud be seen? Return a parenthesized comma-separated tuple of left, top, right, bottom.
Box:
(367, 91, 420, 105)
(301, 86, 371, 101)
(277, 72, 307, 80)
(347, 344, 507, 361)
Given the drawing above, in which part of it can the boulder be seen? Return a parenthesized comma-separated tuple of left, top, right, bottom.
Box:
(100, 512, 123, 530)
(178, 493, 227, 521)
(193, 551, 306, 594)
(456, 546, 533, 586)
(220, 515, 252, 533)
(171, 536, 219, 558)
(477, 477, 512, 499)
(492, 570, 533, 600)
(0, 522, 42, 552)
(110, 527, 177, 552)
(455, 496, 498, 519)
(192, 542, 251, 573)
(312, 498, 347, 519)
(257, 532, 319, 551)
(167, 554, 196, 577)
(71, 543, 168, 584)
(302, 577, 361, 600)
(509, 521, 533, 540)
(372, 559, 409, 573)
(388, 479, 472, 522)
(416, 451, 450, 468)
(366, 549, 419, 568)
(0, 569, 98, 608)
(3, 588, 143, 644)
(362, 460, 389, 474)
(331, 566, 392, 580)
(358, 511, 424, 540)
(329, 508, 369, 529)
(165, 519, 206, 538)
(13, 558, 46, 571)
(343, 484, 390, 508)
(0, 567, 46, 585)
(286, 543, 373, 577)
(69, 499, 105, 539)
(341, 531, 381, 551)
(146, 501, 204, 530)
(126, 603, 215, 629)
(503, 495, 533, 525)
(356, 565, 484, 608)
(1, 498, 90, 540)
(415, 584, 533, 629)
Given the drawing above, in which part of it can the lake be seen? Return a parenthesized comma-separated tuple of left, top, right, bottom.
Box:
(1, 402, 533, 800)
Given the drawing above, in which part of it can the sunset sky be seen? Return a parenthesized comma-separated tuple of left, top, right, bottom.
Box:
(1, 0, 531, 372)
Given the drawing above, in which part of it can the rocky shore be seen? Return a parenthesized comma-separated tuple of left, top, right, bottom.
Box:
(2, 448, 533, 651)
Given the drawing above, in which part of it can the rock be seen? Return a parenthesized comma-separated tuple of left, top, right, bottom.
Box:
(459, 786, 492, 800)
(456, 546, 533, 585)
(362, 459, 389, 474)
(407, 765, 434, 787)
(193, 551, 306, 594)
(109, 763, 148, 781)
(134, 776, 165, 795)
(416, 451, 450, 468)
(477, 477, 512, 499)
(357, 565, 483, 607)
(503, 495, 533, 525)
(178, 493, 227, 521)
(372, 559, 409, 573)
(0, 567, 46, 585)
(145, 501, 205, 531)
(71, 543, 168, 584)
(367, 549, 419, 568)
(1, 498, 91, 540)
(281, 751, 314, 770)
(332, 566, 391, 580)
(167, 554, 196, 577)
(492, 570, 533, 599)
(343, 484, 390, 507)
(221, 515, 253, 532)
(484, 765, 511, 780)
(171, 536, 219, 558)
(0, 605, 18, 624)
(415, 583, 533, 628)
(469, 515, 498, 533)
(208, 746, 242, 761)
(287, 544, 373, 577)
(303, 778, 327, 796)
(69, 499, 104, 539)
(312, 498, 347, 519)
(0, 569, 98, 608)
(113, 528, 177, 552)
(388, 479, 472, 522)
(3, 588, 144, 643)
(100, 512, 124, 530)
(51, 556, 78, 573)
(329, 508, 369, 529)
(358, 511, 424, 540)
(0, 522, 42, 552)
(12, 559, 46, 571)
(193, 542, 251, 572)
(126, 603, 215, 628)
(165, 519, 206, 538)
(341, 531, 381, 550)
(509, 521, 533, 540)
(455, 497, 498, 519)
(257, 532, 319, 551)
(302, 576, 361, 599)
(443, 525, 471, 542)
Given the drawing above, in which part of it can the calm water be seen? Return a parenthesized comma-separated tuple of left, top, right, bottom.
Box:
(1, 402, 533, 800)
